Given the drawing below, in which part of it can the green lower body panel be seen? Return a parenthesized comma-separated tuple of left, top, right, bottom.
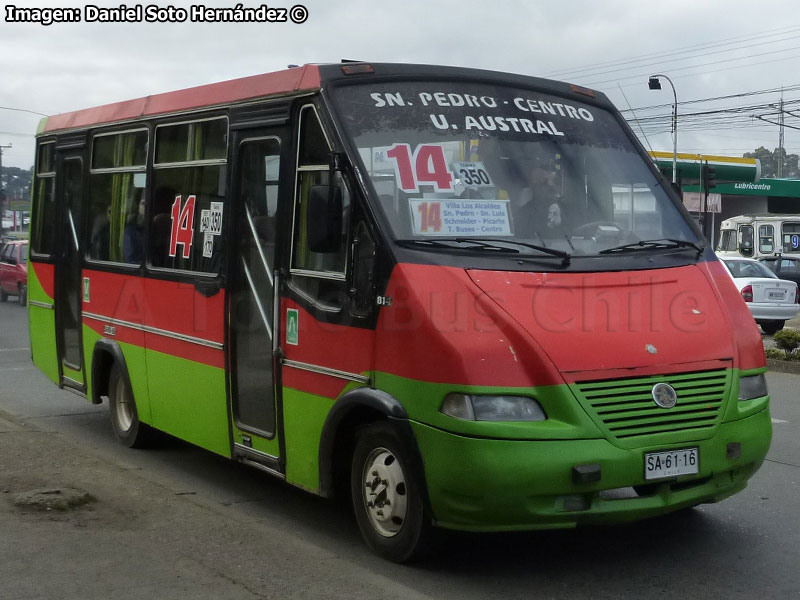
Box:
(27, 269, 58, 384)
(145, 349, 230, 457)
(413, 408, 772, 531)
(282, 388, 334, 493)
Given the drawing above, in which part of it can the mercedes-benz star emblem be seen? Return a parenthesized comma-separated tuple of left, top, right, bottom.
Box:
(651, 383, 678, 409)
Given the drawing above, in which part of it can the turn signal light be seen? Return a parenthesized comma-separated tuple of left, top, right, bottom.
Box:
(741, 285, 753, 303)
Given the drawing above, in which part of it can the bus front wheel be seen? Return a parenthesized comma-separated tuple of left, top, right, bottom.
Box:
(350, 422, 432, 563)
(108, 363, 152, 448)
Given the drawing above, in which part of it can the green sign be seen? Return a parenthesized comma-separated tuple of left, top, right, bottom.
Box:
(286, 308, 298, 346)
(683, 178, 800, 198)
(83, 277, 90, 303)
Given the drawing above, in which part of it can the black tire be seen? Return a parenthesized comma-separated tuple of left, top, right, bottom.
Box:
(0, 288, 7, 302)
(108, 363, 153, 448)
(350, 422, 433, 563)
(18, 284, 26, 306)
(760, 320, 785, 335)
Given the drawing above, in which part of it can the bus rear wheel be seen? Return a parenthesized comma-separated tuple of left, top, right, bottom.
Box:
(350, 422, 432, 563)
(108, 363, 152, 448)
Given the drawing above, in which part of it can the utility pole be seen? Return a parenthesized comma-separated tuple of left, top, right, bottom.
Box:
(0, 143, 12, 239)
(778, 92, 785, 178)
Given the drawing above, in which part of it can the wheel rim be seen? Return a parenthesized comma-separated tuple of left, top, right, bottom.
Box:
(113, 376, 134, 432)
(361, 446, 408, 538)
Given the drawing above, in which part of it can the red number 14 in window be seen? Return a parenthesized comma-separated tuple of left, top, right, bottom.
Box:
(169, 194, 195, 258)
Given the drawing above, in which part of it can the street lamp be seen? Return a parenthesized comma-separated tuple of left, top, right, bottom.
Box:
(648, 74, 678, 185)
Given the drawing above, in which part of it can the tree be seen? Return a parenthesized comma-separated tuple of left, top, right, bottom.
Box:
(0, 166, 32, 202)
(743, 147, 800, 179)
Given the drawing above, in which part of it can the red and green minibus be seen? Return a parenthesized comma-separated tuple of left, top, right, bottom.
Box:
(28, 62, 772, 561)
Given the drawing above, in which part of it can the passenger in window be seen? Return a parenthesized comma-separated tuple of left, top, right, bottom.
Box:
(150, 187, 176, 267)
(90, 207, 111, 260)
(124, 197, 145, 264)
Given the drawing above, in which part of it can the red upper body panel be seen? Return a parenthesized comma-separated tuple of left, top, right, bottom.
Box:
(375, 260, 765, 388)
(43, 65, 321, 133)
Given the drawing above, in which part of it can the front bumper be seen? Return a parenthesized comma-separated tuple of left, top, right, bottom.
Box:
(413, 407, 772, 531)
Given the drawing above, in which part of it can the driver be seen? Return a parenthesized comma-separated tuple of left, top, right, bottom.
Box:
(515, 155, 562, 237)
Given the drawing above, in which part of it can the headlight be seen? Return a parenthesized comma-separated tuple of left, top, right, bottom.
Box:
(440, 394, 547, 422)
(738, 374, 768, 401)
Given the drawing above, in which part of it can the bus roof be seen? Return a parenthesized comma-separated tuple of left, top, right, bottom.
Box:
(722, 214, 800, 223)
(41, 64, 322, 134)
(38, 62, 613, 135)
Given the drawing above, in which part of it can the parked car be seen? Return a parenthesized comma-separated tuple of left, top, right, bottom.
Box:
(719, 255, 799, 335)
(758, 256, 800, 287)
(0, 240, 28, 305)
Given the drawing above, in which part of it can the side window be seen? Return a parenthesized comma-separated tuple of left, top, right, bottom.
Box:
(740, 225, 754, 257)
(31, 142, 56, 256)
(88, 130, 148, 264)
(758, 225, 774, 254)
(150, 117, 228, 273)
(781, 223, 800, 253)
(718, 229, 737, 252)
(291, 105, 349, 277)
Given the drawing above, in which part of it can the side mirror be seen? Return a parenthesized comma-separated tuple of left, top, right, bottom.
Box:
(307, 184, 343, 253)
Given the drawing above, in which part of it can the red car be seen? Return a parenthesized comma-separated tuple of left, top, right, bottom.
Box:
(0, 240, 28, 305)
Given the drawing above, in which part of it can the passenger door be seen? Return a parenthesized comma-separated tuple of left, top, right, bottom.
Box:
(54, 153, 86, 390)
(228, 128, 286, 469)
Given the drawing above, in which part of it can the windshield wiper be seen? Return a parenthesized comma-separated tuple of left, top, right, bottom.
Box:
(396, 237, 571, 264)
(454, 237, 571, 262)
(395, 238, 518, 253)
(598, 238, 704, 257)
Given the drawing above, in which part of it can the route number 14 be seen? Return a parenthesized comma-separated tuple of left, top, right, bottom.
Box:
(386, 143, 453, 193)
(416, 202, 443, 233)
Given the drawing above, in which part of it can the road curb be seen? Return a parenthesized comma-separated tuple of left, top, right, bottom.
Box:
(766, 358, 800, 375)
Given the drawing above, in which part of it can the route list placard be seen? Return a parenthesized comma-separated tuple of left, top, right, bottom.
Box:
(409, 199, 512, 236)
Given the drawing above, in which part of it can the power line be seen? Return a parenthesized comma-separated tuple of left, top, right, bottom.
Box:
(580, 44, 800, 86)
(596, 52, 800, 93)
(546, 23, 800, 77)
(557, 33, 800, 81)
(619, 83, 800, 114)
(0, 106, 48, 117)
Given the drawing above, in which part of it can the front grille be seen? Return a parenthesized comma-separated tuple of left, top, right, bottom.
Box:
(573, 369, 729, 443)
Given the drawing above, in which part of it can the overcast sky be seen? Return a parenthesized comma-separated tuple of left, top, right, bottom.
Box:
(2, 0, 799, 170)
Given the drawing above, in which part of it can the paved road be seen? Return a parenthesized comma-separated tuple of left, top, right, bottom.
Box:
(1, 299, 798, 599)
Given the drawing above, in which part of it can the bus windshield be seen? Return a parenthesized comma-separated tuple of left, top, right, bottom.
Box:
(330, 80, 698, 258)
